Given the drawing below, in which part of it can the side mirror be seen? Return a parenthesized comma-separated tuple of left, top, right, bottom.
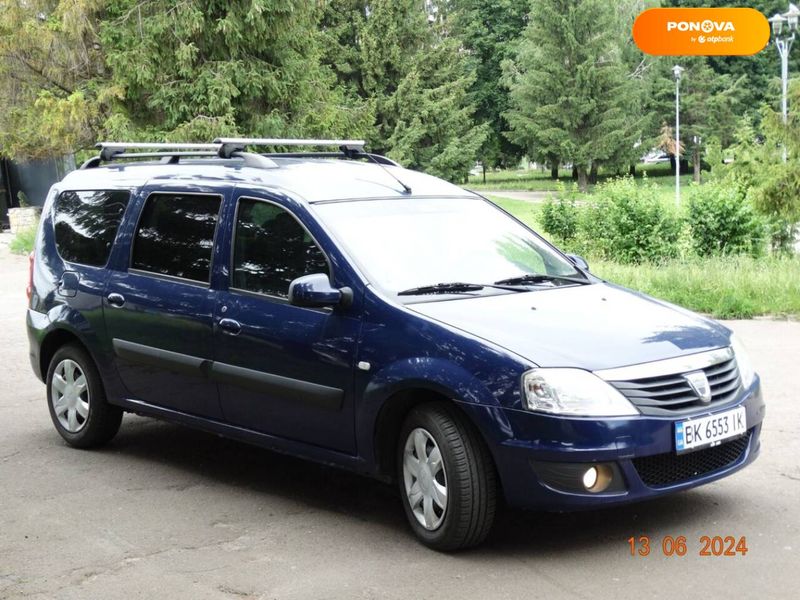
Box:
(566, 254, 589, 272)
(288, 273, 352, 308)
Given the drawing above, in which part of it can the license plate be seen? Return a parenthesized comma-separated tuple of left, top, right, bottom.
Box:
(675, 407, 747, 454)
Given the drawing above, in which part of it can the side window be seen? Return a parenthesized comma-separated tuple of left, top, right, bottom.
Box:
(54, 190, 131, 267)
(131, 193, 221, 283)
(232, 199, 328, 298)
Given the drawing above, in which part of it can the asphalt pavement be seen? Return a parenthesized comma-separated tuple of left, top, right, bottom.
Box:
(0, 240, 798, 599)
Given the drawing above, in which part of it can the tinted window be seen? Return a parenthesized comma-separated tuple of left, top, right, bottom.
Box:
(131, 193, 221, 282)
(54, 190, 130, 266)
(232, 199, 328, 298)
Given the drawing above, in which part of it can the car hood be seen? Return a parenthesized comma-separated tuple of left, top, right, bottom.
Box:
(407, 283, 731, 371)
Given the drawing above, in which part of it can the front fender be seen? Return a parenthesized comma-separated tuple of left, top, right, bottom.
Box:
(354, 356, 516, 475)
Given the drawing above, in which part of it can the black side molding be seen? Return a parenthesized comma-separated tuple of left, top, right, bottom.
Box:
(112, 338, 210, 378)
(111, 338, 343, 411)
(210, 362, 343, 411)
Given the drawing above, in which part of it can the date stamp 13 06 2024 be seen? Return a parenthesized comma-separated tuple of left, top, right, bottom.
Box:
(628, 535, 749, 557)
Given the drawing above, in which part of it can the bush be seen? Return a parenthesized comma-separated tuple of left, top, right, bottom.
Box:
(686, 183, 764, 256)
(577, 178, 682, 264)
(9, 226, 37, 255)
(541, 187, 579, 242)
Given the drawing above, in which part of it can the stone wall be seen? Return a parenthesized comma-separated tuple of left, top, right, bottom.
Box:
(8, 207, 41, 234)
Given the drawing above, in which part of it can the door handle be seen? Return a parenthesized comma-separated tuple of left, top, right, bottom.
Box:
(218, 318, 242, 335)
(107, 292, 126, 308)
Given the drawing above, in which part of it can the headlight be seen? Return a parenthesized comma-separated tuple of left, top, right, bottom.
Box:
(730, 334, 756, 389)
(522, 368, 639, 417)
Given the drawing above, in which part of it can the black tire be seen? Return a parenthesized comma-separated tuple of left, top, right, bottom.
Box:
(397, 401, 497, 551)
(46, 343, 122, 448)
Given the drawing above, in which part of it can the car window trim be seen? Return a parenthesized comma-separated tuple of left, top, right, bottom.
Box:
(128, 190, 224, 285)
(227, 194, 333, 301)
(51, 189, 133, 269)
(127, 267, 212, 289)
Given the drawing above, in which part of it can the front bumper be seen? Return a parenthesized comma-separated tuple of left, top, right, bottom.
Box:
(464, 378, 765, 511)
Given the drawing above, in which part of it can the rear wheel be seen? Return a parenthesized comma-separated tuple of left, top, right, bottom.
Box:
(46, 344, 122, 448)
(397, 402, 497, 551)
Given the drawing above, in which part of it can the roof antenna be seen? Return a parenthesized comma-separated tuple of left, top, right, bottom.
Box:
(342, 144, 412, 195)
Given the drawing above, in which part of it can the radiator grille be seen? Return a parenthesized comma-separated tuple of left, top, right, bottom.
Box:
(609, 357, 741, 416)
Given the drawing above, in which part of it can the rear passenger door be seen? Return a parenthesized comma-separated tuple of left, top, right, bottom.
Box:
(103, 188, 224, 419)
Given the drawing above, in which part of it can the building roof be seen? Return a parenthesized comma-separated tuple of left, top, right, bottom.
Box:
(58, 157, 475, 203)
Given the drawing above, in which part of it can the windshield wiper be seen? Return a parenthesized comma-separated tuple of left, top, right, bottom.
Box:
(397, 281, 527, 296)
(494, 273, 591, 287)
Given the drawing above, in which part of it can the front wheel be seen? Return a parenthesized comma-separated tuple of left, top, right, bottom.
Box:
(397, 402, 497, 551)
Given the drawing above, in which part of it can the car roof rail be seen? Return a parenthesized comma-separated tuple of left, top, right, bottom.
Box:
(256, 151, 399, 167)
(213, 137, 410, 193)
(83, 142, 280, 170)
(213, 137, 366, 158)
(81, 142, 229, 170)
(212, 138, 401, 166)
(81, 138, 394, 170)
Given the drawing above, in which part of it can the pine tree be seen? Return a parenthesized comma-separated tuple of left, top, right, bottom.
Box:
(0, 0, 373, 158)
(320, 0, 487, 181)
(100, 0, 371, 141)
(449, 0, 529, 171)
(503, 0, 641, 190)
(0, 0, 106, 158)
(646, 57, 744, 182)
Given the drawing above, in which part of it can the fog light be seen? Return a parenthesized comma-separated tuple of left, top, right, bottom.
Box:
(582, 467, 598, 489)
(583, 464, 614, 493)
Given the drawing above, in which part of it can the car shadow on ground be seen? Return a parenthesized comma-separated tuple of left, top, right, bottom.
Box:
(88, 415, 738, 556)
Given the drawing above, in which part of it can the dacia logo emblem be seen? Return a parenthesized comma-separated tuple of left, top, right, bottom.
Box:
(685, 370, 712, 403)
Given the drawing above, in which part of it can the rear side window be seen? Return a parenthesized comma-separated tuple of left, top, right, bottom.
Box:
(232, 199, 328, 298)
(53, 190, 131, 267)
(131, 193, 221, 283)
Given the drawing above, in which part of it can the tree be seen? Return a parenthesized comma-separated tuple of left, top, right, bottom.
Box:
(646, 57, 744, 182)
(0, 0, 106, 159)
(663, 0, 800, 121)
(320, 0, 487, 181)
(708, 92, 800, 254)
(0, 0, 373, 159)
(503, 0, 642, 191)
(99, 0, 371, 141)
(449, 0, 529, 171)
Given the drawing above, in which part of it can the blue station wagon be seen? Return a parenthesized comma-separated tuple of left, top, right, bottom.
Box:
(26, 139, 765, 550)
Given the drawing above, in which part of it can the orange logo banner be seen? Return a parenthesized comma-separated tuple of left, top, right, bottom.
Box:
(633, 8, 770, 56)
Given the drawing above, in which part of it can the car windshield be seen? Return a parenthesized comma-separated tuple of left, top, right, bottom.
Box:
(314, 197, 586, 299)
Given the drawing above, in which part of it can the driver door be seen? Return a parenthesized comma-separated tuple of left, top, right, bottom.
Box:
(211, 194, 360, 453)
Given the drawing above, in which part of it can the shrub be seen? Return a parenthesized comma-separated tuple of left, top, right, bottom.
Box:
(686, 183, 764, 257)
(9, 226, 37, 255)
(541, 187, 579, 242)
(577, 177, 682, 264)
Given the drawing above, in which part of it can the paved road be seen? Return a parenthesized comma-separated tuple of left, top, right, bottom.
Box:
(0, 244, 798, 599)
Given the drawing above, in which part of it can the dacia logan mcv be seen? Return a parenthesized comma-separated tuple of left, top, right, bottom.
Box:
(26, 139, 765, 550)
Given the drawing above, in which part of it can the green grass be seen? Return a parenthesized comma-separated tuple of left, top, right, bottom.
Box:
(9, 226, 37, 255)
(485, 195, 542, 228)
(485, 193, 800, 319)
(591, 257, 800, 319)
(468, 162, 696, 193)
